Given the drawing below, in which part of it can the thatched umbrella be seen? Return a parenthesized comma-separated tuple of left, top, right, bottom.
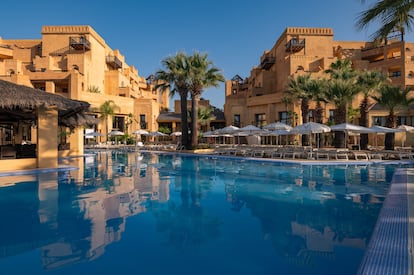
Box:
(0, 79, 91, 128)
(0, 79, 87, 110)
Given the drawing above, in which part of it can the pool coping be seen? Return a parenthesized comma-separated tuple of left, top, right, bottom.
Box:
(356, 168, 414, 275)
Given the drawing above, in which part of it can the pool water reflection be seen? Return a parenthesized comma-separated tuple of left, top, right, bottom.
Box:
(0, 151, 403, 274)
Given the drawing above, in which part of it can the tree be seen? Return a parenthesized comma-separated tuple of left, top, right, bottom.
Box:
(286, 74, 313, 145)
(356, 70, 389, 149)
(99, 100, 119, 140)
(371, 85, 414, 149)
(356, 0, 414, 42)
(87, 85, 101, 93)
(198, 105, 216, 132)
(188, 52, 224, 149)
(155, 52, 191, 149)
(324, 60, 359, 148)
(308, 78, 328, 147)
(308, 78, 327, 124)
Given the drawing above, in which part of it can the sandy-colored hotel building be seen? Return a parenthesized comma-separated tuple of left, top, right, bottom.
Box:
(0, 25, 169, 149)
(0, 26, 169, 170)
(224, 27, 414, 138)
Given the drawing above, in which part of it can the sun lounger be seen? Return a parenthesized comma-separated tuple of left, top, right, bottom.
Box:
(369, 152, 383, 160)
(398, 152, 412, 160)
(334, 149, 349, 160)
(316, 150, 330, 160)
(353, 152, 368, 161)
(251, 150, 265, 158)
(271, 150, 284, 159)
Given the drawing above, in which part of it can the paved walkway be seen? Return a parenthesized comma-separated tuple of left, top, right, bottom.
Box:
(357, 168, 414, 275)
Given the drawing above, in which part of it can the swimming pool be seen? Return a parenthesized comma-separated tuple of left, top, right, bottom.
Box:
(0, 151, 408, 274)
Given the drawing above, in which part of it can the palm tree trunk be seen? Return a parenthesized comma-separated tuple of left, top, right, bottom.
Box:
(359, 96, 369, 150)
(315, 101, 324, 148)
(180, 93, 189, 149)
(301, 99, 309, 146)
(333, 104, 347, 148)
(191, 94, 200, 149)
(385, 113, 395, 150)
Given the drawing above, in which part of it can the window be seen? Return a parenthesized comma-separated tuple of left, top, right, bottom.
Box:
(397, 116, 407, 125)
(328, 110, 335, 124)
(255, 113, 266, 127)
(140, 114, 147, 129)
(0, 124, 13, 145)
(372, 116, 386, 126)
(308, 110, 315, 122)
(279, 112, 288, 124)
(112, 116, 125, 132)
(233, 114, 240, 127)
(389, 71, 401, 77)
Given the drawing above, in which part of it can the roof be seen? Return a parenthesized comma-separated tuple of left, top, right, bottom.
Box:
(157, 112, 181, 122)
(0, 79, 92, 128)
(157, 107, 225, 123)
(0, 79, 88, 110)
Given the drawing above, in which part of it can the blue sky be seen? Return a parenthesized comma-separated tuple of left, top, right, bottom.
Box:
(0, 0, 378, 110)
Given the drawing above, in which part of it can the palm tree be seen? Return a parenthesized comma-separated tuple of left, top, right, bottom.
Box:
(356, 70, 389, 149)
(324, 60, 359, 148)
(356, 0, 414, 42)
(286, 74, 313, 145)
(325, 59, 355, 79)
(308, 78, 327, 124)
(188, 52, 224, 149)
(87, 85, 101, 93)
(155, 52, 191, 149)
(198, 105, 216, 132)
(371, 85, 414, 150)
(99, 100, 119, 139)
(308, 78, 328, 147)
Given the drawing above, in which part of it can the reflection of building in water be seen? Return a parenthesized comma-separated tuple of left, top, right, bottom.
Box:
(40, 152, 170, 270)
(287, 221, 366, 266)
(0, 151, 170, 271)
(224, 175, 382, 269)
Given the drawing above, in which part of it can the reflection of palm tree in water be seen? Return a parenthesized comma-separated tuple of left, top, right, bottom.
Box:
(153, 157, 221, 249)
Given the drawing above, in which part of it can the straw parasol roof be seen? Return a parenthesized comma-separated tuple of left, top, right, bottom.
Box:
(0, 79, 92, 128)
(0, 79, 88, 110)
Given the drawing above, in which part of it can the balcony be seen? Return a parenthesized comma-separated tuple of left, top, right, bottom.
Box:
(106, 55, 122, 69)
(69, 36, 91, 51)
(140, 122, 148, 129)
(286, 38, 305, 53)
(0, 45, 13, 59)
(260, 56, 275, 70)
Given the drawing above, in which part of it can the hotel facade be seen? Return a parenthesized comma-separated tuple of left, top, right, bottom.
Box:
(0, 25, 169, 155)
(224, 27, 414, 144)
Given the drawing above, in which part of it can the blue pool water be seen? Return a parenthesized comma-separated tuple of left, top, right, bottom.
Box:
(0, 151, 407, 274)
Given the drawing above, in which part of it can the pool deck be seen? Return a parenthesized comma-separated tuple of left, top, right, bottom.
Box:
(356, 168, 414, 275)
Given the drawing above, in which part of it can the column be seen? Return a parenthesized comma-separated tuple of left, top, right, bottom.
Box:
(37, 106, 58, 168)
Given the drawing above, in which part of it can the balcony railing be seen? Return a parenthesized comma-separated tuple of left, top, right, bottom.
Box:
(286, 38, 305, 53)
(261, 56, 275, 70)
(106, 55, 122, 69)
(69, 36, 91, 51)
(140, 122, 148, 129)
